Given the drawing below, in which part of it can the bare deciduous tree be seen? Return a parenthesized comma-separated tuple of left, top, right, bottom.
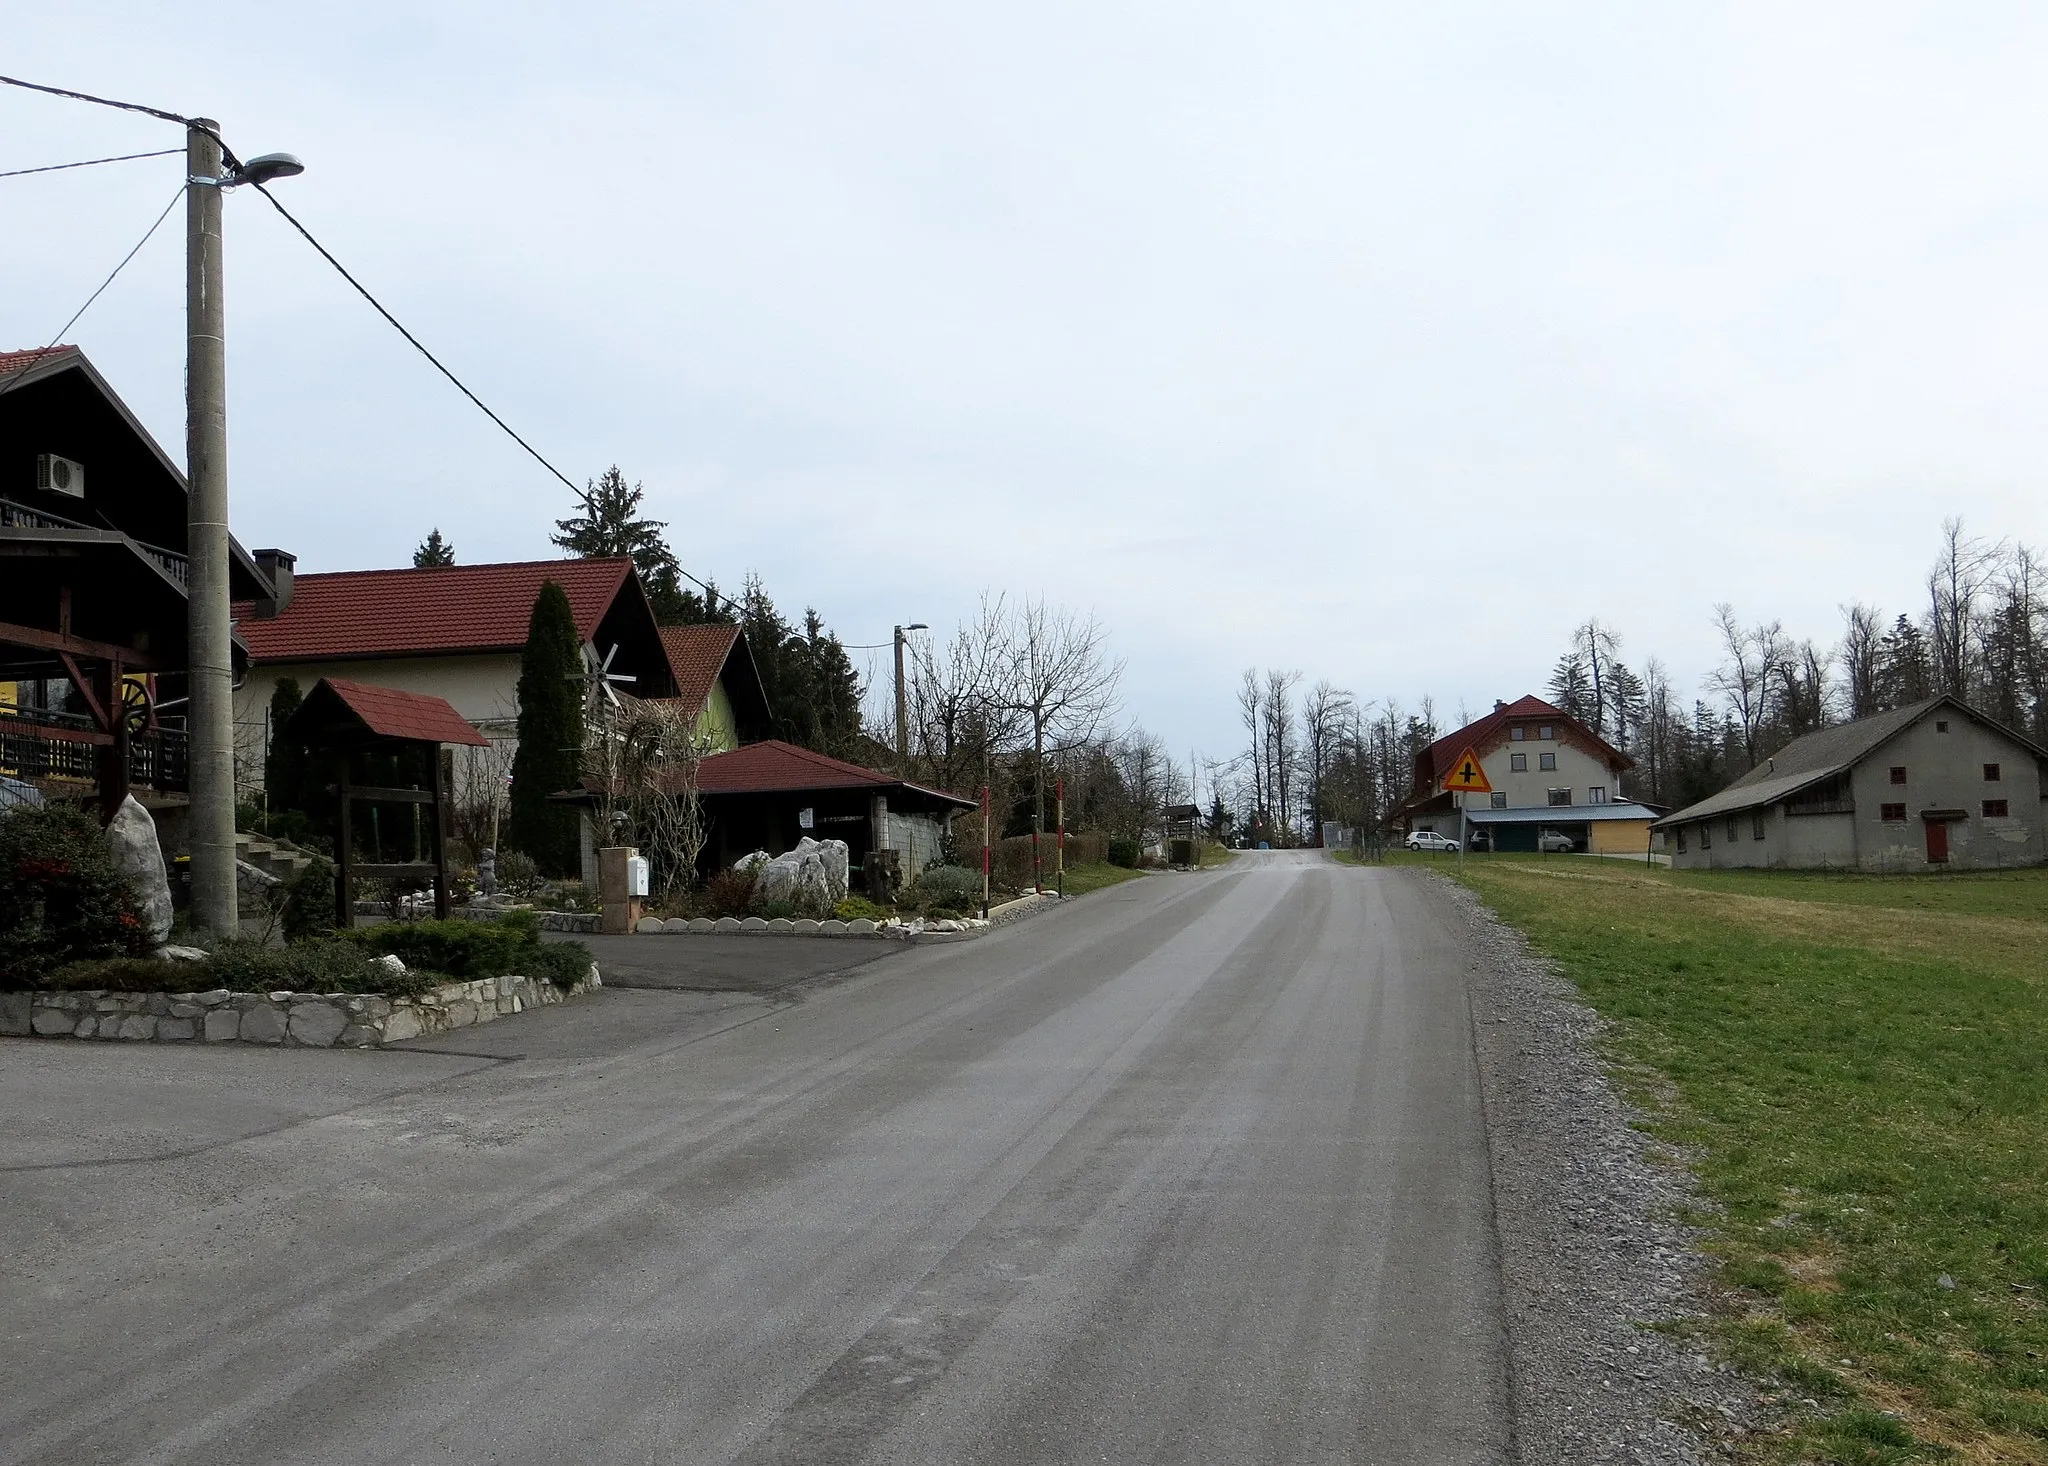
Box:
(584, 698, 707, 901)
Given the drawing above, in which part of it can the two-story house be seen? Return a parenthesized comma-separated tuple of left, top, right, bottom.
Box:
(1394, 695, 1657, 854)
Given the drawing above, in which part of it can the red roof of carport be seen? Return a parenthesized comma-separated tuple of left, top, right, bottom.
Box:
(317, 678, 490, 746)
(695, 739, 973, 806)
(233, 557, 634, 663)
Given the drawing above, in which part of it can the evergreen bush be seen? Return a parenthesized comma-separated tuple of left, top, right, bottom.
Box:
(506, 581, 585, 877)
(1107, 838, 1142, 869)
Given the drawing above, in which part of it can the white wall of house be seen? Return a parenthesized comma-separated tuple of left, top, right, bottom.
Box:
(236, 654, 523, 757)
(1476, 732, 1619, 810)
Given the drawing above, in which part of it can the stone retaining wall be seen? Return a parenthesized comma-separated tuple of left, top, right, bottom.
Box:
(0, 965, 601, 1050)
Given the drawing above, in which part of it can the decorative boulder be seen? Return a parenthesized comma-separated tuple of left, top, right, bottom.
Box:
(107, 795, 173, 948)
(753, 838, 846, 915)
(811, 838, 850, 902)
(734, 850, 772, 877)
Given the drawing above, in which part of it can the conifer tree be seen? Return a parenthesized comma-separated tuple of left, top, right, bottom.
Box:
(264, 677, 312, 817)
(412, 528, 456, 567)
(507, 582, 586, 876)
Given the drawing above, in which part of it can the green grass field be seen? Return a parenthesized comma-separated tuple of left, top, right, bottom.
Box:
(1052, 861, 1146, 897)
(1431, 854, 2048, 1464)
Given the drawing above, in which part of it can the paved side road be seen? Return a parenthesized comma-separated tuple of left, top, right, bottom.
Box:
(1, 852, 1511, 1464)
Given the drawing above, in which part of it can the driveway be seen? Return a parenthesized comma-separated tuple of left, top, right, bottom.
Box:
(0, 851, 1509, 1464)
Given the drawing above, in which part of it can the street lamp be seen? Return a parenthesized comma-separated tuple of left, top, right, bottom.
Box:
(893, 623, 928, 774)
(185, 121, 302, 938)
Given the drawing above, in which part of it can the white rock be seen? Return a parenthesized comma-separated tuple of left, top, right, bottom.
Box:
(107, 796, 173, 947)
(287, 1001, 347, 1047)
(376, 953, 407, 977)
(161, 944, 209, 963)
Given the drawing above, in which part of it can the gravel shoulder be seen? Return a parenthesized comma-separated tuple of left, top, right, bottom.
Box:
(1433, 870, 1771, 1463)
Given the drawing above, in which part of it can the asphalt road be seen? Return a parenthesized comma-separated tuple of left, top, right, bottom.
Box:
(0, 851, 1510, 1465)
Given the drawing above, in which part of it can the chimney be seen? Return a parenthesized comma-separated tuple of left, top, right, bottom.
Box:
(253, 548, 296, 619)
(1493, 700, 1506, 714)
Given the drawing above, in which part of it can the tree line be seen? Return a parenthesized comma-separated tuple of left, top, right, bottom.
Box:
(1223, 518, 2048, 843)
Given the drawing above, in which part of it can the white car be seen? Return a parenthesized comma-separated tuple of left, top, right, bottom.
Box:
(1405, 831, 1461, 853)
(1536, 829, 1576, 853)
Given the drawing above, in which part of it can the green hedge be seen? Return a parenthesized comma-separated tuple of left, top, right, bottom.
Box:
(348, 910, 588, 991)
(51, 939, 436, 997)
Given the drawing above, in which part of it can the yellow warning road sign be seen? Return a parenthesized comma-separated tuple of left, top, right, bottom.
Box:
(1440, 747, 1493, 795)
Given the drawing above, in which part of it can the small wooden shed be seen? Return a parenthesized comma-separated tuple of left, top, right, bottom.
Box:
(281, 678, 488, 926)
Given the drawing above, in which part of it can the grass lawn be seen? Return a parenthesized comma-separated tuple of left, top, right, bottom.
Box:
(1433, 853, 2048, 1464)
(1052, 861, 1147, 897)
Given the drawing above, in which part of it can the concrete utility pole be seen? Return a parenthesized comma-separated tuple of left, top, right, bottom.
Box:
(185, 119, 237, 937)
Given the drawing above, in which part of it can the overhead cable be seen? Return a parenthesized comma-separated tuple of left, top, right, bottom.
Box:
(0, 147, 181, 179)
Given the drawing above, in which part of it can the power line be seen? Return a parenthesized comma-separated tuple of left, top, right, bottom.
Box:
(0, 183, 183, 398)
(0, 73, 752, 620)
(0, 147, 180, 179)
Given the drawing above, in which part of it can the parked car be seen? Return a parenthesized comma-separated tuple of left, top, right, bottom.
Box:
(1536, 829, 1576, 853)
(1466, 831, 1493, 852)
(1405, 831, 1461, 853)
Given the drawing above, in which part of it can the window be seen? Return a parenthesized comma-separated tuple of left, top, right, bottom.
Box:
(1752, 811, 1767, 840)
(1889, 766, 1907, 785)
(1936, 720, 1949, 732)
(1880, 802, 1906, 821)
(1539, 724, 1554, 739)
(1727, 815, 1740, 841)
(1490, 791, 1507, 809)
(1510, 752, 1527, 772)
(1984, 763, 2002, 781)
(1539, 752, 1557, 771)
(1547, 788, 1571, 806)
(1675, 826, 1688, 853)
(1700, 823, 1712, 850)
(1984, 799, 2010, 818)
(1587, 785, 1607, 804)
(1510, 726, 1526, 742)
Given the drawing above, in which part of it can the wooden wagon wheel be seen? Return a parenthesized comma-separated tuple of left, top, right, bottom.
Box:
(120, 679, 153, 736)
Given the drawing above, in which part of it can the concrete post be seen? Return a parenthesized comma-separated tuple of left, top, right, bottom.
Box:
(597, 845, 642, 935)
(185, 120, 237, 936)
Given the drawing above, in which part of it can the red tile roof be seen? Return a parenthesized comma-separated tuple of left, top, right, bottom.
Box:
(234, 558, 635, 663)
(696, 740, 974, 806)
(659, 624, 743, 714)
(313, 678, 490, 747)
(0, 344, 78, 378)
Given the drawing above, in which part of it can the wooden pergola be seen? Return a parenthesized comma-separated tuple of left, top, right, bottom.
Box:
(280, 678, 488, 927)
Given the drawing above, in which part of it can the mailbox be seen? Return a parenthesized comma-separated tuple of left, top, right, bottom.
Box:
(626, 856, 650, 897)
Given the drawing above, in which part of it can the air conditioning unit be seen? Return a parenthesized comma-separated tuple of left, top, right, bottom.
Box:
(36, 453, 85, 498)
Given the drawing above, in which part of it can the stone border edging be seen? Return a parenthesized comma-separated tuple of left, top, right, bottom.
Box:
(623, 891, 1062, 942)
(0, 965, 602, 1049)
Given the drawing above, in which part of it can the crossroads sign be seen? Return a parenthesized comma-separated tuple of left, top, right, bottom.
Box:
(1440, 747, 1493, 796)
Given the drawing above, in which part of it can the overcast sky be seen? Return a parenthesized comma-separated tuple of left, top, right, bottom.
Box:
(8, 3, 2048, 767)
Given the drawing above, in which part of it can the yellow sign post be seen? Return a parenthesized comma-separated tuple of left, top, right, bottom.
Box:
(1439, 747, 1492, 868)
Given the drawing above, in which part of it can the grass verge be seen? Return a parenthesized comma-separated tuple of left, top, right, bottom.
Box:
(1429, 855, 2048, 1462)
(1055, 861, 1147, 897)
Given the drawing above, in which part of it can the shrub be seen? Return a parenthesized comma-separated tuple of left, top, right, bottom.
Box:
(832, 895, 892, 922)
(497, 849, 540, 895)
(705, 864, 757, 918)
(203, 937, 435, 996)
(525, 938, 592, 992)
(280, 856, 336, 944)
(348, 910, 541, 979)
(0, 803, 147, 989)
(907, 864, 984, 915)
(1106, 838, 1142, 869)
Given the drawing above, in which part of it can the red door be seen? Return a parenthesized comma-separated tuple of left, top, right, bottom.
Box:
(1925, 818, 1949, 864)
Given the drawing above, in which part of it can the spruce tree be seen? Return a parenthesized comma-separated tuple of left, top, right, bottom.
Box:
(264, 677, 313, 818)
(413, 528, 456, 567)
(507, 581, 586, 877)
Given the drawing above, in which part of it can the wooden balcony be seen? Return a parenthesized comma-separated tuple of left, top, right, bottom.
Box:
(0, 706, 189, 795)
